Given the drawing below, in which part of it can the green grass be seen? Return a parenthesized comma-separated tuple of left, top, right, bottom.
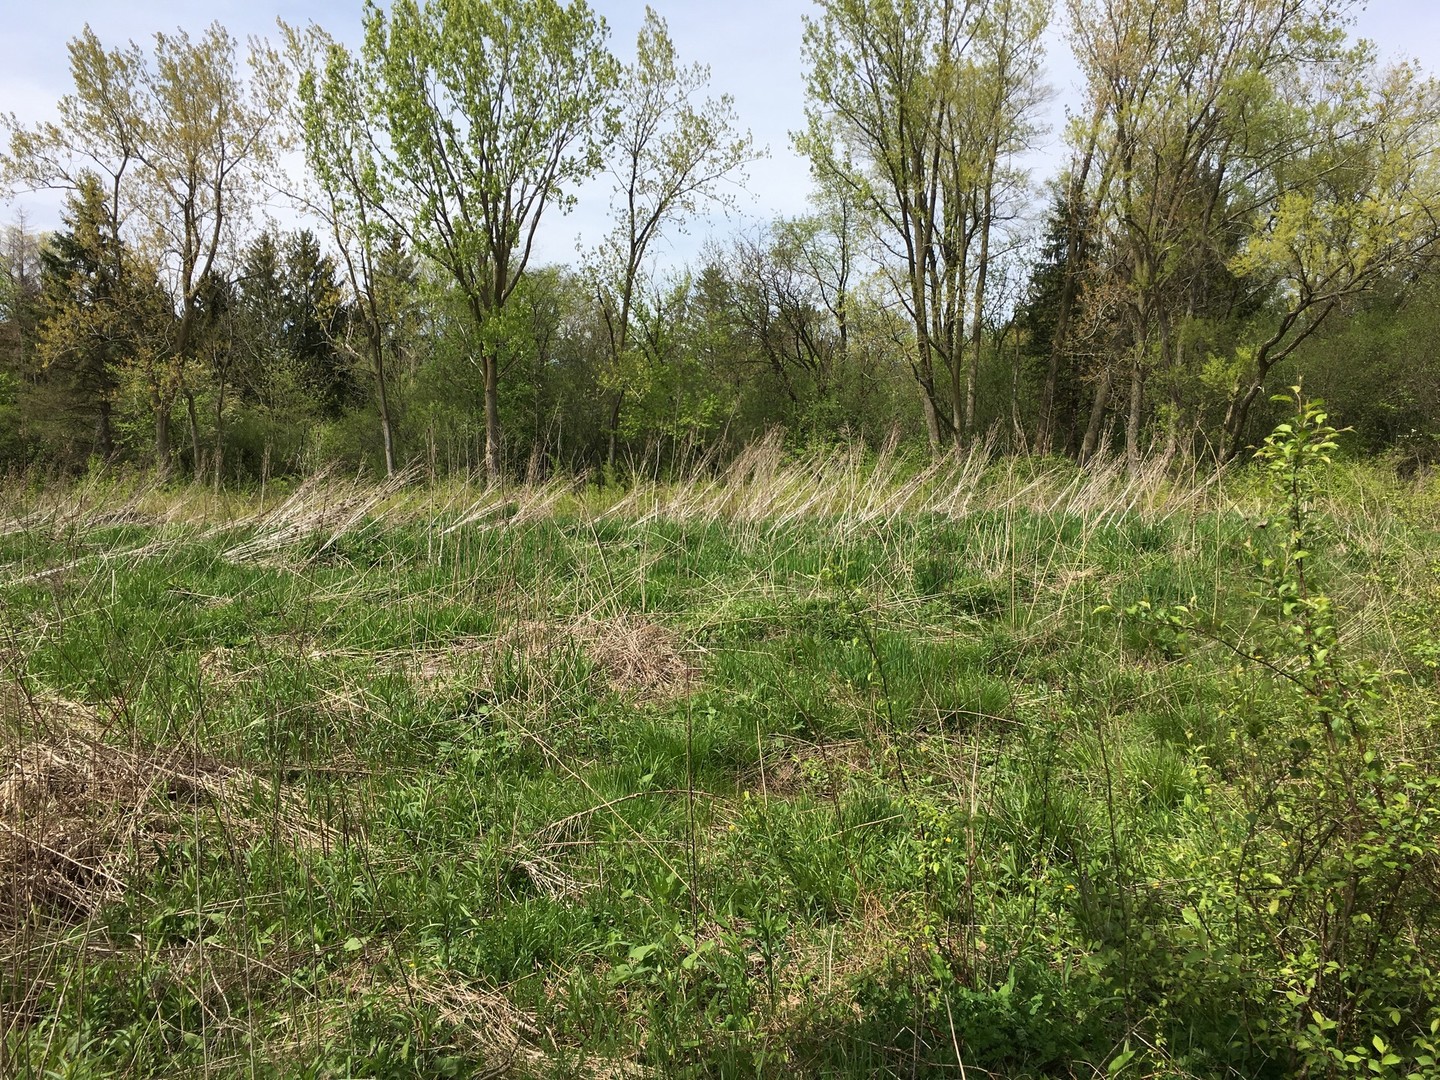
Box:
(2, 451, 1438, 1078)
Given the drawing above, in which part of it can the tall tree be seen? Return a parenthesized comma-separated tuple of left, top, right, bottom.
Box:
(954, 0, 1049, 440)
(283, 23, 406, 475)
(36, 175, 132, 461)
(592, 7, 757, 465)
(0, 214, 43, 384)
(3, 23, 286, 475)
(0, 215, 46, 464)
(1066, 0, 1358, 466)
(1221, 55, 1440, 455)
(1017, 188, 1097, 455)
(800, 0, 1050, 451)
(800, 0, 964, 448)
(358, 0, 617, 480)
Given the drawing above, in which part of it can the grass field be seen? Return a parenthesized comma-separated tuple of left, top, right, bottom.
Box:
(3, 434, 1439, 1078)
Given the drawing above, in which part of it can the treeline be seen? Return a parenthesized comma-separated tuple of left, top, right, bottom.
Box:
(2, 0, 1439, 482)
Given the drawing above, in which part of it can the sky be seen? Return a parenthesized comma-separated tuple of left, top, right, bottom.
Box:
(2, 0, 1437, 267)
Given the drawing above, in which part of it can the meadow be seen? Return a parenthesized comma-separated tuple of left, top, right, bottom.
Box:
(3, 423, 1438, 1078)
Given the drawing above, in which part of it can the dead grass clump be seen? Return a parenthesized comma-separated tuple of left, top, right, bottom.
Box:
(572, 615, 697, 701)
(0, 478, 161, 539)
(393, 625, 546, 695)
(0, 716, 331, 930)
(198, 645, 254, 690)
(752, 893, 920, 1045)
(1, 735, 181, 926)
(332, 961, 552, 1075)
(402, 616, 698, 703)
(758, 738, 875, 799)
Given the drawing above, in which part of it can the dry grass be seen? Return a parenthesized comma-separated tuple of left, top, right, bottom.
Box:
(598, 431, 1227, 533)
(0, 439, 1234, 571)
(0, 687, 332, 933)
(222, 467, 420, 563)
(397, 615, 699, 704)
(572, 615, 698, 702)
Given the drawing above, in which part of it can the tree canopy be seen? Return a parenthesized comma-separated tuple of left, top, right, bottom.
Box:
(2, 0, 1439, 479)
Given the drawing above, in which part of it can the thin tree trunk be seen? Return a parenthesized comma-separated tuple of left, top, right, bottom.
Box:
(483, 351, 502, 482)
(212, 378, 227, 492)
(949, 240, 970, 451)
(919, 379, 943, 449)
(1124, 358, 1146, 473)
(908, 180, 942, 454)
(1222, 377, 1269, 461)
(1080, 364, 1113, 464)
(374, 339, 397, 478)
(1010, 322, 1024, 449)
(966, 179, 994, 443)
(95, 400, 113, 461)
(606, 390, 624, 469)
(185, 388, 204, 482)
(154, 395, 172, 477)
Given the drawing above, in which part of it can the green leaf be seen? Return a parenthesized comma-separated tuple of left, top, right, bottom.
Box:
(1107, 1047, 1136, 1075)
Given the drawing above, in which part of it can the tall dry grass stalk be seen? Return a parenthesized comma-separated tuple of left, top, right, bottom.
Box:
(0, 437, 1238, 557)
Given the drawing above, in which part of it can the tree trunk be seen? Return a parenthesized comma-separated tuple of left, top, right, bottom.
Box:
(966, 168, 996, 444)
(213, 379, 227, 491)
(1222, 377, 1268, 462)
(154, 397, 172, 477)
(1080, 364, 1113, 464)
(949, 244, 970, 452)
(605, 390, 624, 470)
(483, 350, 502, 483)
(95, 400, 113, 461)
(907, 188, 942, 454)
(374, 340, 397, 478)
(949, 342, 966, 452)
(918, 378, 943, 450)
(1124, 359, 1146, 473)
(1221, 337, 1284, 461)
(1010, 323, 1024, 450)
(185, 388, 204, 482)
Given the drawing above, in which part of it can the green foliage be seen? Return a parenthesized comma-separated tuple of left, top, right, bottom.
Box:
(359, 0, 618, 476)
(3, 452, 1433, 1075)
(1117, 396, 1440, 1076)
(4, 1, 1440, 480)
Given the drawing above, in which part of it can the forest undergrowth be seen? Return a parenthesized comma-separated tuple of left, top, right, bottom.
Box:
(1, 416, 1438, 1078)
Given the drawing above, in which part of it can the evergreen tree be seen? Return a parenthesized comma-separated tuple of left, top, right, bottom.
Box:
(36, 175, 161, 464)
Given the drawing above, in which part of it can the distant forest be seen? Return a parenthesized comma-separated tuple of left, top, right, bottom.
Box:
(3, 0, 1438, 482)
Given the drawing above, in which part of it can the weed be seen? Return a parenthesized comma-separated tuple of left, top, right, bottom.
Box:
(1, 441, 1436, 1077)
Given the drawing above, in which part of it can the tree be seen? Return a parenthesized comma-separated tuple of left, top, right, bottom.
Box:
(1221, 55, 1440, 456)
(3, 22, 287, 475)
(0, 214, 46, 465)
(278, 231, 353, 420)
(800, 0, 961, 448)
(36, 175, 132, 461)
(0, 214, 43, 384)
(591, 7, 757, 465)
(30, 179, 170, 470)
(951, 0, 1049, 440)
(1020, 185, 1097, 455)
(358, 0, 617, 480)
(703, 221, 844, 428)
(1065, 0, 1362, 466)
(799, 0, 1050, 451)
(283, 23, 406, 475)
